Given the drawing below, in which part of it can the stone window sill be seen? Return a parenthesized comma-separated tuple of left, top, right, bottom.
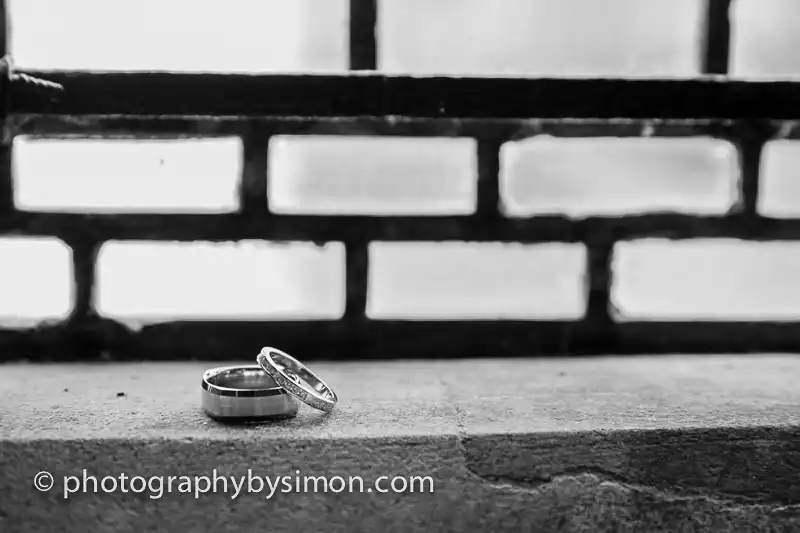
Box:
(1, 354, 798, 531)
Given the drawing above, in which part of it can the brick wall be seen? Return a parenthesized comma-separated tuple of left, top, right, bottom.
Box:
(3, 0, 800, 359)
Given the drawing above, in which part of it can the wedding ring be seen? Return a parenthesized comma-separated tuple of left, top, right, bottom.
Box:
(256, 347, 338, 413)
(201, 365, 299, 421)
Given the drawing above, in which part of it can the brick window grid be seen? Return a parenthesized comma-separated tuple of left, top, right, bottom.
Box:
(3, 0, 799, 361)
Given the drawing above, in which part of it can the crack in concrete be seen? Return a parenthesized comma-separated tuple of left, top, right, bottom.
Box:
(438, 368, 800, 518)
(456, 450, 800, 514)
(460, 458, 800, 516)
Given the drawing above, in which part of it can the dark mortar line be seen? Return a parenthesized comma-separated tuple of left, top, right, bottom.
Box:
(462, 424, 800, 443)
(0, 435, 461, 448)
(437, 375, 468, 437)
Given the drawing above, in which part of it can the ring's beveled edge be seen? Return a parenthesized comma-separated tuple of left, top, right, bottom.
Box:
(203, 410, 299, 424)
(201, 389, 300, 421)
(256, 348, 338, 413)
(202, 365, 285, 398)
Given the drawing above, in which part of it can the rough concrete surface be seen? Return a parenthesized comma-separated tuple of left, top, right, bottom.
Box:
(1, 354, 799, 532)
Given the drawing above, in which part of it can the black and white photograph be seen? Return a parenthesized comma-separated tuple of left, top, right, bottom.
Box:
(1, 0, 799, 531)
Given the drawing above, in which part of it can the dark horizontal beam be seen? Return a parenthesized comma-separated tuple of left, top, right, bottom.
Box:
(2, 212, 799, 243)
(4, 319, 800, 361)
(15, 71, 800, 120)
(14, 115, 800, 143)
(15, 115, 763, 139)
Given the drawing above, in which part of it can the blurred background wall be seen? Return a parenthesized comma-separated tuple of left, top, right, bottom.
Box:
(4, 0, 800, 329)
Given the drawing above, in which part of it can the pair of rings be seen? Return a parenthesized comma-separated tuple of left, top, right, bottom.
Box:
(201, 347, 338, 422)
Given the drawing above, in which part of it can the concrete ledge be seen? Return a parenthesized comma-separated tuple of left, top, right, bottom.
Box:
(1, 355, 799, 532)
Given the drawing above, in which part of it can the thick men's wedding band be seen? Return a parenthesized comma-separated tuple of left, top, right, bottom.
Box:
(256, 347, 338, 413)
(201, 365, 299, 421)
